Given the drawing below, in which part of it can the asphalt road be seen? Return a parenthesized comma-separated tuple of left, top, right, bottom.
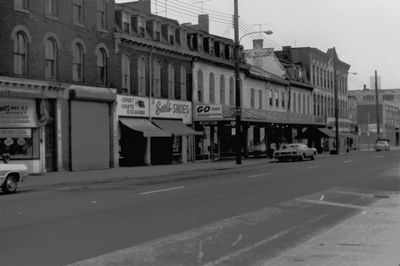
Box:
(1, 150, 399, 266)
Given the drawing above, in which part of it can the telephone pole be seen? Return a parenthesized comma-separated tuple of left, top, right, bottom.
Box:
(234, 0, 242, 164)
(374, 70, 380, 138)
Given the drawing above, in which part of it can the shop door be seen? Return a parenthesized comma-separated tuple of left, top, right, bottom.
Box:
(45, 100, 56, 172)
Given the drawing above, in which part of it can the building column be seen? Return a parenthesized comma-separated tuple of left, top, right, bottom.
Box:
(56, 99, 63, 171)
(145, 137, 151, 165)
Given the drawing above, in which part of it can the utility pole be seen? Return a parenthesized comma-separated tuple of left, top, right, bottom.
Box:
(334, 59, 339, 154)
(234, 0, 241, 164)
(374, 70, 380, 138)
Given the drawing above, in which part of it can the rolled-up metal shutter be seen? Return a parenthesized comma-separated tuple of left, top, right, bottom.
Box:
(71, 101, 110, 171)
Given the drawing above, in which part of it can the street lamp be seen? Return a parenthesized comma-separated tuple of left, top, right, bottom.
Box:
(239, 30, 273, 42)
(233, 0, 272, 164)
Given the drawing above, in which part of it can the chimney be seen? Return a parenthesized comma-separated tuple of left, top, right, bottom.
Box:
(363, 84, 367, 90)
(122, 0, 151, 13)
(198, 14, 209, 33)
(253, 39, 264, 50)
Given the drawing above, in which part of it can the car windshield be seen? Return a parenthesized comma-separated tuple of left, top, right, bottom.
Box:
(377, 141, 387, 145)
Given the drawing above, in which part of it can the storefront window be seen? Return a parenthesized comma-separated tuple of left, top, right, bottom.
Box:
(0, 128, 40, 159)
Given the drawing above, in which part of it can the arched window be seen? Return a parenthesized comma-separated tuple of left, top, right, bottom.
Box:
(229, 77, 234, 106)
(153, 60, 161, 97)
(180, 67, 186, 100)
(209, 73, 215, 103)
(72, 42, 84, 82)
(13, 31, 27, 75)
(45, 38, 57, 79)
(197, 70, 203, 102)
(121, 54, 130, 93)
(220, 75, 225, 105)
(168, 64, 175, 99)
(97, 48, 107, 84)
(138, 57, 146, 96)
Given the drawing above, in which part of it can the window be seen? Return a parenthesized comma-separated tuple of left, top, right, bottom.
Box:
(97, 48, 107, 84)
(153, 60, 161, 97)
(275, 91, 279, 107)
(45, 38, 57, 79)
(46, 0, 57, 17)
(220, 75, 225, 105)
(154, 22, 161, 41)
(298, 93, 301, 113)
(302, 94, 306, 113)
(14, 0, 28, 10)
(121, 54, 130, 93)
(168, 64, 175, 99)
(197, 71, 204, 102)
(209, 73, 215, 103)
(73, 0, 84, 25)
(72, 43, 84, 82)
(180, 67, 187, 100)
(122, 13, 130, 34)
(13, 31, 27, 75)
(229, 77, 234, 106)
(250, 88, 255, 108)
(0, 128, 39, 160)
(281, 91, 285, 108)
(269, 90, 273, 107)
(307, 95, 310, 114)
(138, 17, 145, 37)
(258, 90, 262, 109)
(97, 0, 106, 30)
(138, 57, 146, 96)
(293, 92, 296, 112)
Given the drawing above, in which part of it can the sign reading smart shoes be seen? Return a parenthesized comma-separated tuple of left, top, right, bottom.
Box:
(150, 98, 192, 124)
(194, 104, 223, 120)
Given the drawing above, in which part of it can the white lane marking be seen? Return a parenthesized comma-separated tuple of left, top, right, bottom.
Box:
(248, 173, 272, 178)
(320, 194, 324, 201)
(344, 160, 353, 163)
(139, 186, 184, 195)
(296, 198, 367, 210)
(232, 234, 242, 246)
(308, 165, 322, 169)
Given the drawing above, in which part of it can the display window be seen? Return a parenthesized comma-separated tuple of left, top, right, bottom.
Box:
(0, 128, 40, 159)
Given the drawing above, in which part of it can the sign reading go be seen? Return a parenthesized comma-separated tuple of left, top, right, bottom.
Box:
(194, 104, 223, 120)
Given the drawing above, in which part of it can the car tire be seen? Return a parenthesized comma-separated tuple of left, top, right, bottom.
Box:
(310, 154, 315, 160)
(1, 174, 18, 193)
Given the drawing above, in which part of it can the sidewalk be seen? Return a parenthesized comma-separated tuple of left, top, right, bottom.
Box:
(21, 150, 364, 189)
(21, 157, 270, 189)
(264, 192, 400, 266)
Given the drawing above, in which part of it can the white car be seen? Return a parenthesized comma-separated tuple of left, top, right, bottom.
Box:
(0, 163, 28, 193)
(273, 143, 317, 162)
(375, 140, 390, 152)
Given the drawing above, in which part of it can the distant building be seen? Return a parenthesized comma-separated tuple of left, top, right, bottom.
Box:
(369, 75, 381, 90)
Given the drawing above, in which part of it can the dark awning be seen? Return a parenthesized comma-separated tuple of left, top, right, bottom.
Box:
(120, 118, 170, 137)
(317, 128, 336, 138)
(152, 119, 203, 136)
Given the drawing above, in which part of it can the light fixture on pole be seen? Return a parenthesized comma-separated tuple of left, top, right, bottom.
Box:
(233, 0, 272, 165)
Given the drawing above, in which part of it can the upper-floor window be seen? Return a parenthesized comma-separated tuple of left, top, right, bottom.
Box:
(302, 94, 306, 113)
(250, 88, 255, 108)
(275, 91, 279, 107)
(97, 48, 107, 85)
(293, 92, 297, 112)
(121, 54, 130, 93)
(97, 0, 106, 30)
(229, 77, 234, 106)
(138, 57, 146, 96)
(73, 0, 84, 25)
(268, 90, 273, 107)
(281, 91, 285, 108)
(307, 95, 310, 114)
(153, 60, 161, 97)
(45, 38, 57, 79)
(46, 0, 57, 17)
(13, 31, 28, 75)
(122, 13, 130, 34)
(168, 64, 175, 99)
(168, 27, 175, 45)
(220, 75, 225, 105)
(180, 67, 187, 100)
(14, 0, 28, 10)
(138, 17, 145, 37)
(154, 22, 161, 41)
(197, 70, 204, 102)
(258, 90, 262, 109)
(209, 73, 215, 104)
(72, 42, 84, 82)
(297, 93, 301, 113)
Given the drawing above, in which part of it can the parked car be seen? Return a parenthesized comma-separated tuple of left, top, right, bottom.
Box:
(0, 155, 28, 193)
(273, 143, 317, 162)
(375, 140, 390, 152)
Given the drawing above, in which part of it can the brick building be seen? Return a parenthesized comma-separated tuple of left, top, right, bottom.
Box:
(0, 0, 117, 173)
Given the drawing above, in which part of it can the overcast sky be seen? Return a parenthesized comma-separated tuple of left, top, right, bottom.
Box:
(117, 0, 400, 90)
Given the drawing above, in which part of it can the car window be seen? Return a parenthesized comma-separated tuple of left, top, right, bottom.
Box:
(281, 145, 287, 149)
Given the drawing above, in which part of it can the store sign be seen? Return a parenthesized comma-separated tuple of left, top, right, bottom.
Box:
(151, 99, 192, 124)
(0, 128, 31, 138)
(368, 124, 377, 133)
(194, 104, 223, 121)
(0, 98, 39, 128)
(116, 95, 149, 117)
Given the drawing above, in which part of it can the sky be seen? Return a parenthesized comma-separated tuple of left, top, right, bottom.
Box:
(116, 0, 400, 90)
